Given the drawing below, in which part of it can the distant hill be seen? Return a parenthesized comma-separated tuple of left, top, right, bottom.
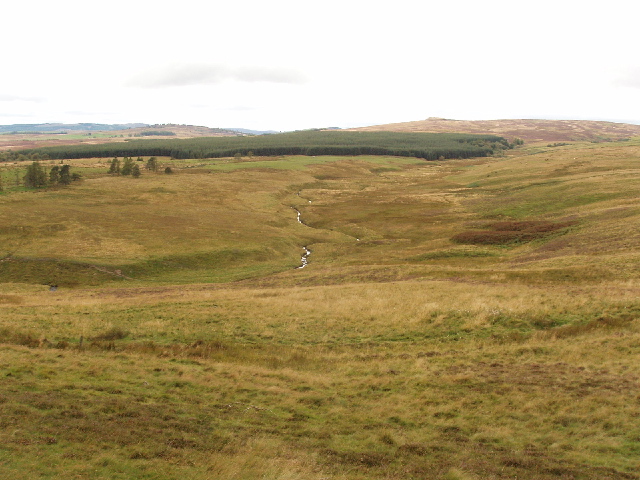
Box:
(124, 124, 239, 137)
(226, 128, 280, 135)
(0, 123, 148, 134)
(0, 123, 240, 151)
(349, 118, 640, 143)
(0, 123, 239, 136)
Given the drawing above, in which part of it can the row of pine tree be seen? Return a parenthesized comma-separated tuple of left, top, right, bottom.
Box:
(23, 162, 79, 188)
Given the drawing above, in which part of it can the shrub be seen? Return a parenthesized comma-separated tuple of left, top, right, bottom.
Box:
(91, 327, 129, 341)
(452, 220, 577, 245)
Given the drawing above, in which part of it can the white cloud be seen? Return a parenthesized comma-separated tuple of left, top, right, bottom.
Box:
(613, 67, 640, 89)
(0, 94, 44, 103)
(126, 64, 308, 88)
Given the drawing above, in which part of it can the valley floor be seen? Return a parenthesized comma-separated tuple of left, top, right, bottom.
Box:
(1, 140, 639, 479)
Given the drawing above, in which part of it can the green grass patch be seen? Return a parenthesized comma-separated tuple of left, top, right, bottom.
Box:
(0, 257, 124, 287)
(409, 248, 499, 261)
(198, 155, 425, 172)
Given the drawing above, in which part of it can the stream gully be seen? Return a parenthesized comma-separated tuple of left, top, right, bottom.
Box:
(292, 205, 311, 269)
(292, 191, 360, 269)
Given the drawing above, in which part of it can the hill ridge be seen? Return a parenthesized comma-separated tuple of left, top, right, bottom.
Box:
(0, 122, 148, 133)
(349, 118, 640, 142)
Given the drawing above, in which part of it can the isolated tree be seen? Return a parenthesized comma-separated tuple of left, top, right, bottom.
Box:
(164, 167, 173, 174)
(146, 156, 158, 172)
(24, 161, 48, 188)
(108, 157, 120, 174)
(49, 165, 60, 185)
(121, 157, 134, 176)
(59, 165, 71, 185)
(131, 164, 141, 178)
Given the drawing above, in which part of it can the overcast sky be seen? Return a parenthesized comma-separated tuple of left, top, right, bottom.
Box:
(2, 0, 640, 131)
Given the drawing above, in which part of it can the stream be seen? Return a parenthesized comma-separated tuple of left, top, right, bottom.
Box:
(291, 190, 363, 269)
(292, 206, 311, 269)
(298, 246, 311, 269)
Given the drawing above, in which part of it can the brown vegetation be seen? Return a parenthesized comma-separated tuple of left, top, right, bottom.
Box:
(452, 220, 578, 245)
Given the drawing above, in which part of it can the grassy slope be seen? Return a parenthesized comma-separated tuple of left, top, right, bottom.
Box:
(1, 142, 640, 479)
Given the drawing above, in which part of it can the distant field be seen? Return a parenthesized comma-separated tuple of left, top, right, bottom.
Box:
(1, 139, 639, 479)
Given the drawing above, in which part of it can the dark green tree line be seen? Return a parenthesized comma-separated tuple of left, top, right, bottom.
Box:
(0, 151, 50, 163)
(21, 132, 511, 162)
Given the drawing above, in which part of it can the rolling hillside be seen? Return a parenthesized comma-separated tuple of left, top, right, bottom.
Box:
(0, 124, 239, 152)
(0, 136, 639, 479)
(350, 117, 640, 143)
(0, 123, 148, 134)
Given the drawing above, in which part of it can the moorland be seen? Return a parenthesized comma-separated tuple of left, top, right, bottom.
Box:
(350, 117, 640, 143)
(0, 123, 639, 479)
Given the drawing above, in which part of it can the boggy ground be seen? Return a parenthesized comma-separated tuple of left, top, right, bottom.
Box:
(1, 140, 639, 479)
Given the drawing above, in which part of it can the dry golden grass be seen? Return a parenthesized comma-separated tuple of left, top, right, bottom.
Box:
(2, 275, 638, 360)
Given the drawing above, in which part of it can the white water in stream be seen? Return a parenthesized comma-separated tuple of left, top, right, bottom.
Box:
(297, 246, 311, 269)
(292, 206, 311, 268)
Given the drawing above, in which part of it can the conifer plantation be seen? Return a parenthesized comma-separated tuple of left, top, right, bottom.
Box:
(20, 131, 512, 161)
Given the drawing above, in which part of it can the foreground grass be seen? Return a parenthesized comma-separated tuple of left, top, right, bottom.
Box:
(1, 284, 639, 479)
(1, 139, 640, 478)
(1, 277, 639, 479)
